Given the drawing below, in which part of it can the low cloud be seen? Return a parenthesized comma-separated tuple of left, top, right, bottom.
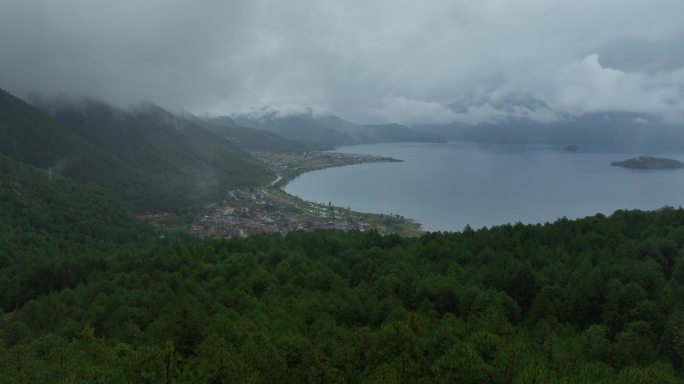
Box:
(0, 0, 683, 124)
(240, 105, 331, 120)
(369, 98, 460, 125)
(544, 54, 684, 123)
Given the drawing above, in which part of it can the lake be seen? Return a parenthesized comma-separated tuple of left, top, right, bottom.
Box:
(283, 142, 684, 231)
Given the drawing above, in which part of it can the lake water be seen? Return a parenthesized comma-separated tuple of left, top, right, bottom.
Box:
(284, 142, 684, 231)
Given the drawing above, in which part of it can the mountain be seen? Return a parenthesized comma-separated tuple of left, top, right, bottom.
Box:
(201, 115, 309, 152)
(233, 108, 439, 149)
(418, 110, 684, 151)
(41, 99, 273, 212)
(0, 89, 273, 212)
(0, 153, 151, 308)
(0, 89, 156, 205)
(0, 153, 145, 243)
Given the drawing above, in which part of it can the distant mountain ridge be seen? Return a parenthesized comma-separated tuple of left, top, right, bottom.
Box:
(232, 108, 440, 149)
(417, 111, 684, 150)
(230, 104, 684, 151)
(200, 115, 309, 152)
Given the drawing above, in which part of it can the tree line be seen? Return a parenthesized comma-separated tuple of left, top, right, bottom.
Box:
(2, 205, 684, 382)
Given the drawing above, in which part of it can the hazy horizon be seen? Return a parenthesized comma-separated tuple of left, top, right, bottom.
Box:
(1, 0, 684, 126)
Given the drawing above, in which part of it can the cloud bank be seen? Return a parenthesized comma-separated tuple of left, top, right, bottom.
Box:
(0, 0, 683, 124)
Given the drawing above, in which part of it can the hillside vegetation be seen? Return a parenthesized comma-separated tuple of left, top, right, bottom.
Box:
(0, 90, 153, 207)
(47, 101, 273, 212)
(0, 89, 273, 213)
(0, 154, 150, 311)
(2, 201, 684, 382)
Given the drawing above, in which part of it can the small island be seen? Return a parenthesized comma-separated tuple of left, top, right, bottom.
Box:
(563, 144, 578, 152)
(611, 156, 684, 170)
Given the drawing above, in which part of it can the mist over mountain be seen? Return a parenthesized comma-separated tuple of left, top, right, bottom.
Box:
(417, 108, 684, 151)
(232, 107, 438, 149)
(0, 88, 272, 213)
(201, 115, 310, 153)
(222, 99, 684, 151)
(0, 89, 149, 200)
(4, 1, 684, 126)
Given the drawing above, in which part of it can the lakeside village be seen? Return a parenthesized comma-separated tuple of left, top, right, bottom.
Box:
(190, 151, 423, 238)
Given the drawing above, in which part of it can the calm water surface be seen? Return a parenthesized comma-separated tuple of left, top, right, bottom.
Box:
(284, 142, 684, 231)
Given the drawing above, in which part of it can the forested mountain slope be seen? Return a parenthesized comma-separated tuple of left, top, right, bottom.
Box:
(0, 88, 273, 213)
(46, 100, 273, 211)
(0, 154, 150, 311)
(0, 89, 154, 209)
(2, 207, 684, 382)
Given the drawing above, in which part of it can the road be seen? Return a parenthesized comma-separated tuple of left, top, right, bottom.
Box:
(269, 174, 282, 186)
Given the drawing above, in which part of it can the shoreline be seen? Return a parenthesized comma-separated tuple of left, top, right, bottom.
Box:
(264, 186, 424, 237)
(261, 150, 424, 237)
(251, 150, 402, 188)
(142, 149, 424, 237)
(263, 150, 423, 236)
(185, 150, 424, 238)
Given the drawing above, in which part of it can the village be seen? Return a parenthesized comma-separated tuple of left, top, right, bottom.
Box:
(190, 151, 422, 238)
(190, 187, 377, 238)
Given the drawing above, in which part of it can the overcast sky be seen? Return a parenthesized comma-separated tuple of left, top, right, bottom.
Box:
(1, 0, 683, 124)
